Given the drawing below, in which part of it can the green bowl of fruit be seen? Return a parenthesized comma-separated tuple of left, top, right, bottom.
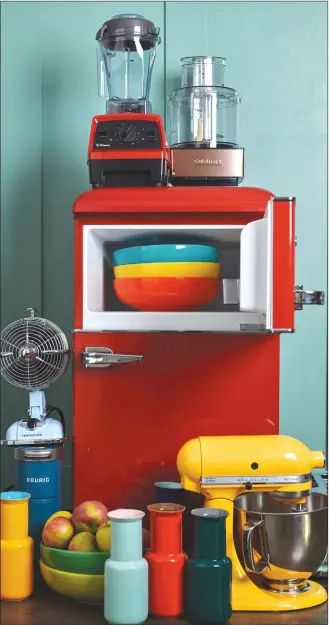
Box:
(40, 542, 109, 575)
(40, 501, 111, 575)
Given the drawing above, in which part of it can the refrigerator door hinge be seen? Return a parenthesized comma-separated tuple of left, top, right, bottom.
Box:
(240, 324, 267, 332)
(294, 285, 325, 311)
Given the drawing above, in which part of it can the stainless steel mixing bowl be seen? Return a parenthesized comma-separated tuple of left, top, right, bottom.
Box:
(233, 492, 328, 593)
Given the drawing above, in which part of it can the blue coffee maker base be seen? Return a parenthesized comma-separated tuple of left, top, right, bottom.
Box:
(29, 496, 62, 537)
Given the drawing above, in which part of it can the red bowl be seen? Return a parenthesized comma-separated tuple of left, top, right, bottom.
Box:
(114, 277, 219, 312)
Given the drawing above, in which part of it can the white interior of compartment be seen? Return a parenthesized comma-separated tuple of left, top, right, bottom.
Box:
(84, 225, 243, 313)
(82, 221, 271, 331)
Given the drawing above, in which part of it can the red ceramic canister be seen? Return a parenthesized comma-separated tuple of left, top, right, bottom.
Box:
(146, 503, 187, 617)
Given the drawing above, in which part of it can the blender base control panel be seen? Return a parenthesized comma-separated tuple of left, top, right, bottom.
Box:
(93, 120, 162, 150)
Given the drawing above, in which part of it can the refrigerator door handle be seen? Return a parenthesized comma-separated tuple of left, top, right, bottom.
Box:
(81, 347, 143, 368)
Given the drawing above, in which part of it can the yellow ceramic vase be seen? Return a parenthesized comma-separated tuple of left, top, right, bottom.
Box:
(0, 492, 34, 600)
(114, 261, 221, 279)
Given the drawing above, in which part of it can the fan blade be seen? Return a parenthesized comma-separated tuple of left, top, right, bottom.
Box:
(42, 349, 69, 355)
(35, 356, 58, 371)
(0, 358, 16, 370)
(1, 339, 18, 350)
(37, 337, 55, 349)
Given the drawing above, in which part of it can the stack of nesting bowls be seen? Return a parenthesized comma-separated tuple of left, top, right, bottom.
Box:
(39, 542, 108, 603)
(113, 244, 220, 311)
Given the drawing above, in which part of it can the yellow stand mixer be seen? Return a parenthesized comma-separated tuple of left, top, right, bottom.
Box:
(177, 434, 327, 611)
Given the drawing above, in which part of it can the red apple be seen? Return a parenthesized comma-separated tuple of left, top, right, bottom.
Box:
(72, 500, 108, 534)
(42, 516, 74, 549)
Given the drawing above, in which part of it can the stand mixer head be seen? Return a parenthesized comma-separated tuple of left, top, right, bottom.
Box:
(177, 435, 328, 611)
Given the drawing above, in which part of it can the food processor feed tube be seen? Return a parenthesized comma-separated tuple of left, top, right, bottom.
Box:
(96, 14, 160, 114)
(104, 509, 148, 625)
(186, 509, 232, 624)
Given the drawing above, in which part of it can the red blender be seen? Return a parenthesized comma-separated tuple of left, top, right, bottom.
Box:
(88, 13, 170, 187)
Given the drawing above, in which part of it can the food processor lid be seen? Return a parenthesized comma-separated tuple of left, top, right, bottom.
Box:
(96, 14, 160, 50)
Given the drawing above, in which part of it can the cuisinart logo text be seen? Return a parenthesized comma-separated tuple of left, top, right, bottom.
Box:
(21, 433, 42, 437)
(26, 477, 50, 483)
(194, 158, 222, 166)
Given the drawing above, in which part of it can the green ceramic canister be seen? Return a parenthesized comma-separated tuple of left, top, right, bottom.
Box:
(186, 508, 232, 623)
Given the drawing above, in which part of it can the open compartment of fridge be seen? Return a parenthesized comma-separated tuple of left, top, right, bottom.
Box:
(81, 200, 295, 333)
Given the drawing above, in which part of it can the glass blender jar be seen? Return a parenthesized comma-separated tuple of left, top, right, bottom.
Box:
(96, 14, 160, 114)
(88, 14, 170, 187)
(168, 56, 244, 186)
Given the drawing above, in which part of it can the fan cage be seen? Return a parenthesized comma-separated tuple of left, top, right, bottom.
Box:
(0, 316, 70, 390)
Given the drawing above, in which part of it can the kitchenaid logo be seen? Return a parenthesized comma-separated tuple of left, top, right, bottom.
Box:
(194, 158, 223, 166)
(26, 477, 50, 483)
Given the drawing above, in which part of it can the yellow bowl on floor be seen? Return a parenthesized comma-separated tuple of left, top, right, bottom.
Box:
(39, 560, 104, 604)
(114, 261, 220, 279)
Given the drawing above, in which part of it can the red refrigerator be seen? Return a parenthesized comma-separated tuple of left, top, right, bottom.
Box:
(72, 186, 295, 511)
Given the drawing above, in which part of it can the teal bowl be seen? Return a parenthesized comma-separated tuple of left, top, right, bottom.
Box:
(113, 244, 219, 266)
(40, 542, 109, 575)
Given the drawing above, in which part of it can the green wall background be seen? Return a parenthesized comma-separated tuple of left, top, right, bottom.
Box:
(1, 2, 327, 506)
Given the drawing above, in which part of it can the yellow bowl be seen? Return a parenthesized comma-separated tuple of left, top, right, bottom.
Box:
(114, 261, 220, 279)
(39, 560, 104, 604)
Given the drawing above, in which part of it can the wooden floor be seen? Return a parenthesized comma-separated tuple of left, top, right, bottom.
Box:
(1, 577, 327, 625)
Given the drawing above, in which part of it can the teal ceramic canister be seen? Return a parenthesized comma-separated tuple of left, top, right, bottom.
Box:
(186, 508, 232, 624)
(104, 509, 148, 625)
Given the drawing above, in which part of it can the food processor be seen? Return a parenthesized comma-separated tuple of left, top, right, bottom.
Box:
(168, 56, 244, 186)
(88, 14, 170, 187)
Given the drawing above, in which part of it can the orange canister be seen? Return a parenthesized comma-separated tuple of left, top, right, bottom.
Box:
(0, 491, 34, 600)
(145, 503, 187, 617)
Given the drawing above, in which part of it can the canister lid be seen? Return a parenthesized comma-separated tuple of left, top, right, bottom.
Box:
(96, 14, 160, 50)
(0, 491, 31, 500)
(191, 508, 229, 519)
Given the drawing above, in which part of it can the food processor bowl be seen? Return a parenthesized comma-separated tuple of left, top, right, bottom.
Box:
(233, 492, 328, 593)
(96, 14, 160, 113)
(168, 55, 241, 149)
(168, 85, 241, 149)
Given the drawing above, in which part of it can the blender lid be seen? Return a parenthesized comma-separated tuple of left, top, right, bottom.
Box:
(96, 14, 160, 50)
